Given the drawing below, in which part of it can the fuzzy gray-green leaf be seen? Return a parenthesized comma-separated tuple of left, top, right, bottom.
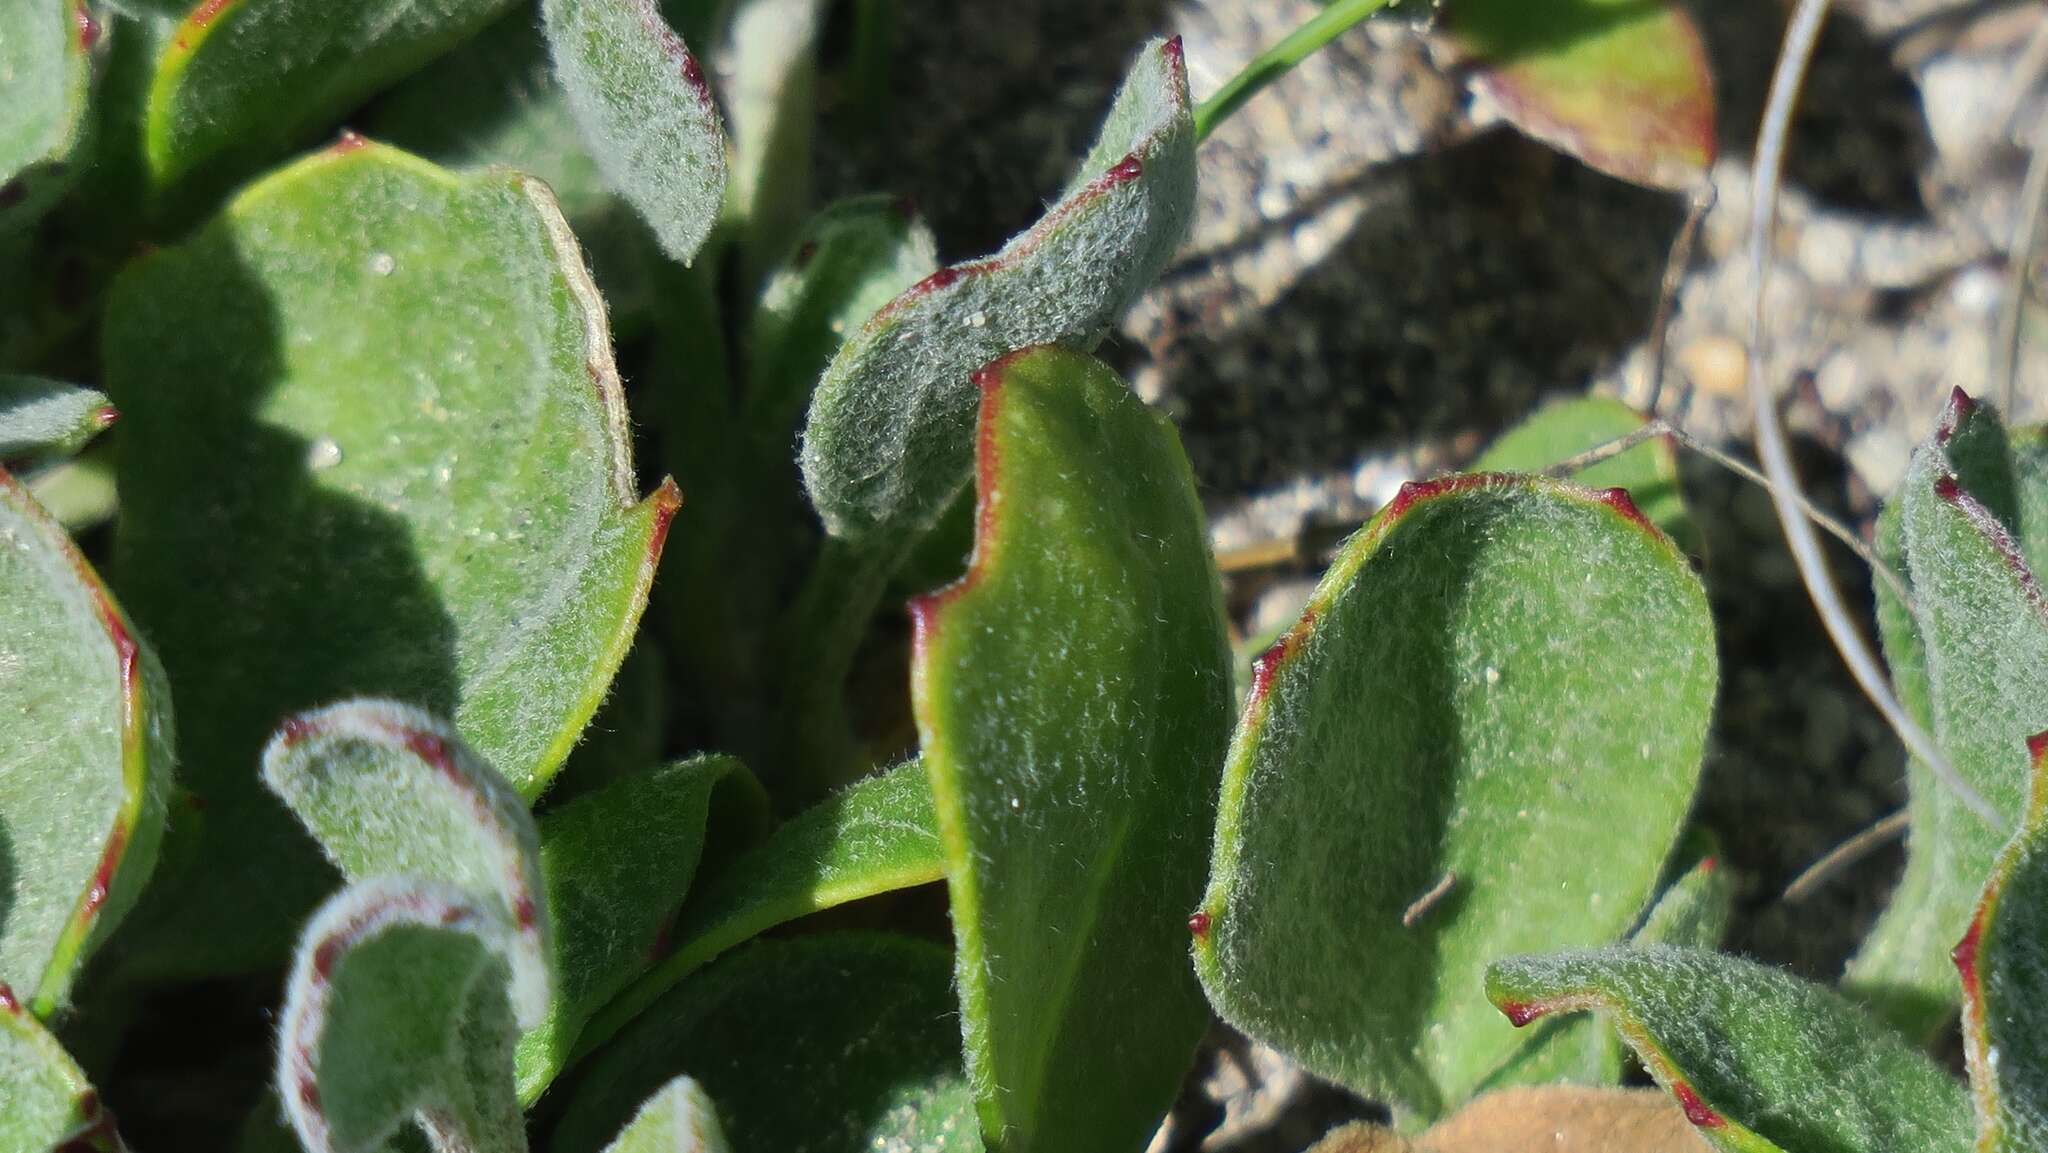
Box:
(278, 878, 528, 1153)
(603, 1077, 732, 1153)
(543, 0, 728, 263)
(797, 36, 1194, 545)
(261, 699, 551, 1024)
(1957, 734, 2048, 1150)
(1196, 475, 1715, 1120)
(0, 0, 91, 226)
(1487, 946, 1973, 1153)
(0, 376, 117, 459)
(0, 991, 127, 1151)
(0, 466, 173, 1015)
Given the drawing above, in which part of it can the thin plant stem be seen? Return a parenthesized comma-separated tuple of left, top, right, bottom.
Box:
(1193, 0, 1397, 142)
(1748, 0, 2003, 831)
(1782, 809, 1911, 903)
(1643, 181, 1716, 416)
(1998, 112, 2048, 417)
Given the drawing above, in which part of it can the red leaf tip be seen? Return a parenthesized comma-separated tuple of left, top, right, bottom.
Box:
(1105, 154, 1145, 185)
(0, 983, 17, 1012)
(1162, 35, 1184, 65)
(1955, 912, 1985, 992)
(1497, 999, 1545, 1028)
(2027, 729, 2048, 765)
(1593, 486, 1656, 534)
(92, 404, 119, 429)
(1933, 473, 1964, 504)
(330, 130, 368, 155)
(1671, 1082, 1725, 1128)
(1935, 387, 1979, 444)
(1187, 910, 1212, 938)
(74, 2, 99, 50)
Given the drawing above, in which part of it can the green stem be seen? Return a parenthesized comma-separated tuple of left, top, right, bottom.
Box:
(1193, 0, 1396, 142)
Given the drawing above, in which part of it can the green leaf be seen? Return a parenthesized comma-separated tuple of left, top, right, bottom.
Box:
(911, 346, 1229, 1153)
(1446, 0, 1716, 190)
(1196, 474, 1716, 1120)
(2010, 422, 2048, 568)
(516, 755, 762, 1103)
(277, 877, 528, 1153)
(0, 987, 128, 1151)
(1850, 392, 2048, 1036)
(569, 759, 945, 1075)
(1471, 394, 1694, 553)
(0, 466, 173, 1015)
(104, 139, 676, 981)
(603, 1077, 732, 1153)
(798, 36, 1195, 545)
(0, 0, 92, 226)
(261, 700, 553, 1024)
(554, 935, 980, 1153)
(1958, 733, 2048, 1151)
(722, 0, 823, 276)
(0, 376, 118, 459)
(1486, 946, 1973, 1153)
(543, 0, 729, 264)
(144, 0, 515, 197)
(1480, 838, 1734, 1094)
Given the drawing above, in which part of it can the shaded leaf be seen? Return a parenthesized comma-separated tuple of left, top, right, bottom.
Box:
(516, 755, 763, 1103)
(104, 140, 676, 980)
(912, 346, 1230, 1153)
(277, 878, 527, 1153)
(0, 984, 128, 1151)
(543, 0, 728, 263)
(1487, 946, 1972, 1153)
(1446, 0, 1715, 190)
(261, 699, 552, 1024)
(1312, 1086, 1711, 1153)
(1471, 393, 1693, 553)
(0, 375, 118, 459)
(798, 36, 1194, 545)
(1958, 733, 2048, 1150)
(144, 0, 514, 197)
(0, 0, 92, 226)
(604, 1076, 732, 1153)
(721, 0, 823, 274)
(569, 759, 945, 1076)
(1196, 474, 1715, 1120)
(1850, 391, 2048, 1036)
(555, 935, 980, 1153)
(0, 466, 172, 1014)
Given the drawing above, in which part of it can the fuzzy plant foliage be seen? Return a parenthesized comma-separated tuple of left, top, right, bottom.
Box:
(1195, 472, 1716, 1122)
(601, 1077, 732, 1153)
(1468, 394, 1694, 551)
(1958, 733, 2048, 1151)
(0, 0, 92, 226)
(798, 36, 1196, 546)
(1848, 390, 2048, 1037)
(0, 985, 128, 1152)
(910, 345, 1231, 1153)
(0, 375, 118, 459)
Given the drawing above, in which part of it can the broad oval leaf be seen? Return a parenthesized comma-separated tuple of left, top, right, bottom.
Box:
(0, 466, 173, 1014)
(911, 346, 1230, 1153)
(104, 139, 676, 980)
(516, 754, 764, 1103)
(144, 0, 514, 196)
(1850, 392, 2048, 1036)
(603, 1076, 732, 1153)
(278, 877, 528, 1153)
(262, 700, 552, 1024)
(554, 934, 980, 1153)
(542, 0, 728, 264)
(1958, 732, 2048, 1151)
(798, 36, 1195, 545)
(1195, 474, 1715, 1120)
(1487, 946, 1973, 1153)
(1447, 0, 1716, 190)
(0, 982, 129, 1151)
(1470, 394, 1693, 552)
(0, 0, 92, 226)
(568, 759, 945, 1078)
(0, 375, 117, 459)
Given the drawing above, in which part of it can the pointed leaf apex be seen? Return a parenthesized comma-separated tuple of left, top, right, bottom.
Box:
(1936, 386, 1980, 444)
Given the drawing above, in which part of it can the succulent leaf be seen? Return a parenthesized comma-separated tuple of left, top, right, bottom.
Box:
(104, 140, 676, 980)
(1446, 0, 1716, 190)
(543, 0, 729, 264)
(515, 755, 763, 1103)
(555, 935, 980, 1153)
(569, 759, 945, 1077)
(798, 36, 1195, 545)
(1957, 733, 2048, 1150)
(0, 0, 92, 227)
(911, 346, 1230, 1153)
(1486, 946, 1973, 1153)
(278, 877, 528, 1153)
(1196, 474, 1716, 1120)
(1850, 392, 2048, 1035)
(0, 466, 173, 1014)
(144, 0, 514, 197)
(261, 700, 552, 1024)
(0, 982, 130, 1151)
(603, 1076, 732, 1153)
(0, 375, 118, 459)
(1471, 394, 1694, 552)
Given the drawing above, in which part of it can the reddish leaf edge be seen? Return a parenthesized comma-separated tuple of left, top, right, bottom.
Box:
(0, 466, 165, 1018)
(1956, 729, 2048, 1145)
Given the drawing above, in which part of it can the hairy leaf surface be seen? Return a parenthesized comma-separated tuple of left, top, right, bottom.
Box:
(1958, 733, 2048, 1151)
(0, 0, 91, 225)
(0, 376, 117, 459)
(0, 988, 127, 1151)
